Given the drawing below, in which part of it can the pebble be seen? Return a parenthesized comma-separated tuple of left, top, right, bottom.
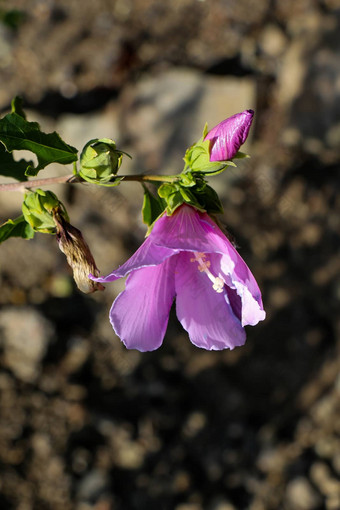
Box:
(286, 476, 322, 510)
(0, 307, 54, 382)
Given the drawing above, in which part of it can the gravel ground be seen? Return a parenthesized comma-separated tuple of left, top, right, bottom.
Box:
(0, 1, 340, 509)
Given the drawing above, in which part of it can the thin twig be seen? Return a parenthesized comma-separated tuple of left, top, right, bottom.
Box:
(0, 174, 77, 191)
(0, 173, 178, 192)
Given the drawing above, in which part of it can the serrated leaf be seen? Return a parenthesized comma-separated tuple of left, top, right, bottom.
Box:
(0, 143, 30, 181)
(0, 111, 78, 176)
(0, 215, 34, 243)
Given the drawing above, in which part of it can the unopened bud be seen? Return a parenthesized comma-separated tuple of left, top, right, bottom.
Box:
(204, 109, 254, 161)
(22, 189, 68, 233)
(53, 211, 104, 294)
(79, 138, 124, 184)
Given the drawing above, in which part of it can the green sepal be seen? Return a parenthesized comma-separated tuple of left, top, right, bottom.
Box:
(158, 176, 223, 216)
(79, 138, 130, 186)
(179, 171, 196, 187)
(157, 183, 177, 200)
(183, 136, 209, 171)
(22, 189, 69, 234)
(233, 151, 250, 159)
(157, 183, 183, 215)
(0, 101, 78, 177)
(0, 143, 31, 181)
(166, 190, 185, 214)
(178, 186, 197, 204)
(183, 123, 241, 176)
(0, 215, 34, 243)
(185, 139, 237, 175)
(192, 182, 224, 214)
(142, 185, 166, 227)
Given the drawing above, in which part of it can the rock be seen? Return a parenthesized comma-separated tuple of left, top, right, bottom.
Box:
(285, 477, 322, 510)
(0, 307, 53, 382)
(76, 469, 109, 502)
(120, 68, 255, 179)
(259, 24, 288, 57)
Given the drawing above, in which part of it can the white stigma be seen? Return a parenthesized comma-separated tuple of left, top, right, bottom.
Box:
(190, 252, 225, 293)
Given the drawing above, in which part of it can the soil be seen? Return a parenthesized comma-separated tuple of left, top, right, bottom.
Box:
(0, 1, 340, 509)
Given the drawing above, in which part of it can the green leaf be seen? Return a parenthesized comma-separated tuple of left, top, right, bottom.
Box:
(0, 111, 78, 176)
(0, 215, 34, 243)
(0, 143, 30, 181)
(11, 96, 26, 119)
(142, 185, 165, 226)
(197, 184, 224, 214)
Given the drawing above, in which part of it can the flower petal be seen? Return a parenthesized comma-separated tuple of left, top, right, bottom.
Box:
(175, 252, 246, 350)
(218, 250, 266, 327)
(110, 256, 177, 351)
(205, 109, 254, 161)
(193, 218, 265, 326)
(151, 205, 230, 254)
(90, 236, 179, 282)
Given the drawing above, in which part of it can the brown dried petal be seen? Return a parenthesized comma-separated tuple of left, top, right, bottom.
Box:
(53, 211, 104, 294)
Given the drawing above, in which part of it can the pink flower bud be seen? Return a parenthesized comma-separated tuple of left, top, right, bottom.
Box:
(204, 109, 254, 161)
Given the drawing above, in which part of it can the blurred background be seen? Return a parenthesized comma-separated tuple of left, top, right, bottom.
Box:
(0, 1, 340, 509)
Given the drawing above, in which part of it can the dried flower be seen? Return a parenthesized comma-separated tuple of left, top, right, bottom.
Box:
(54, 211, 104, 294)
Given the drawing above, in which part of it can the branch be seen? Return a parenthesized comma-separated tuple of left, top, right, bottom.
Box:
(0, 174, 78, 191)
(0, 173, 178, 192)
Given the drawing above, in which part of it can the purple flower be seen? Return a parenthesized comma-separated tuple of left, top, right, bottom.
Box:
(91, 205, 265, 351)
(204, 109, 254, 162)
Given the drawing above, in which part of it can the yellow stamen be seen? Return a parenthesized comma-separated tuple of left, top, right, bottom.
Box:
(191, 252, 225, 293)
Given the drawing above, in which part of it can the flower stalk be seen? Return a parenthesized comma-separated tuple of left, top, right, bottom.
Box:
(0, 173, 180, 192)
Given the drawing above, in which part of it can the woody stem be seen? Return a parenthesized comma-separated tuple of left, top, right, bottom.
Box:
(0, 173, 179, 192)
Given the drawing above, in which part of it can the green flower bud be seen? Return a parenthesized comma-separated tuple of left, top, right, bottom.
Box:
(22, 189, 68, 234)
(79, 138, 124, 184)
